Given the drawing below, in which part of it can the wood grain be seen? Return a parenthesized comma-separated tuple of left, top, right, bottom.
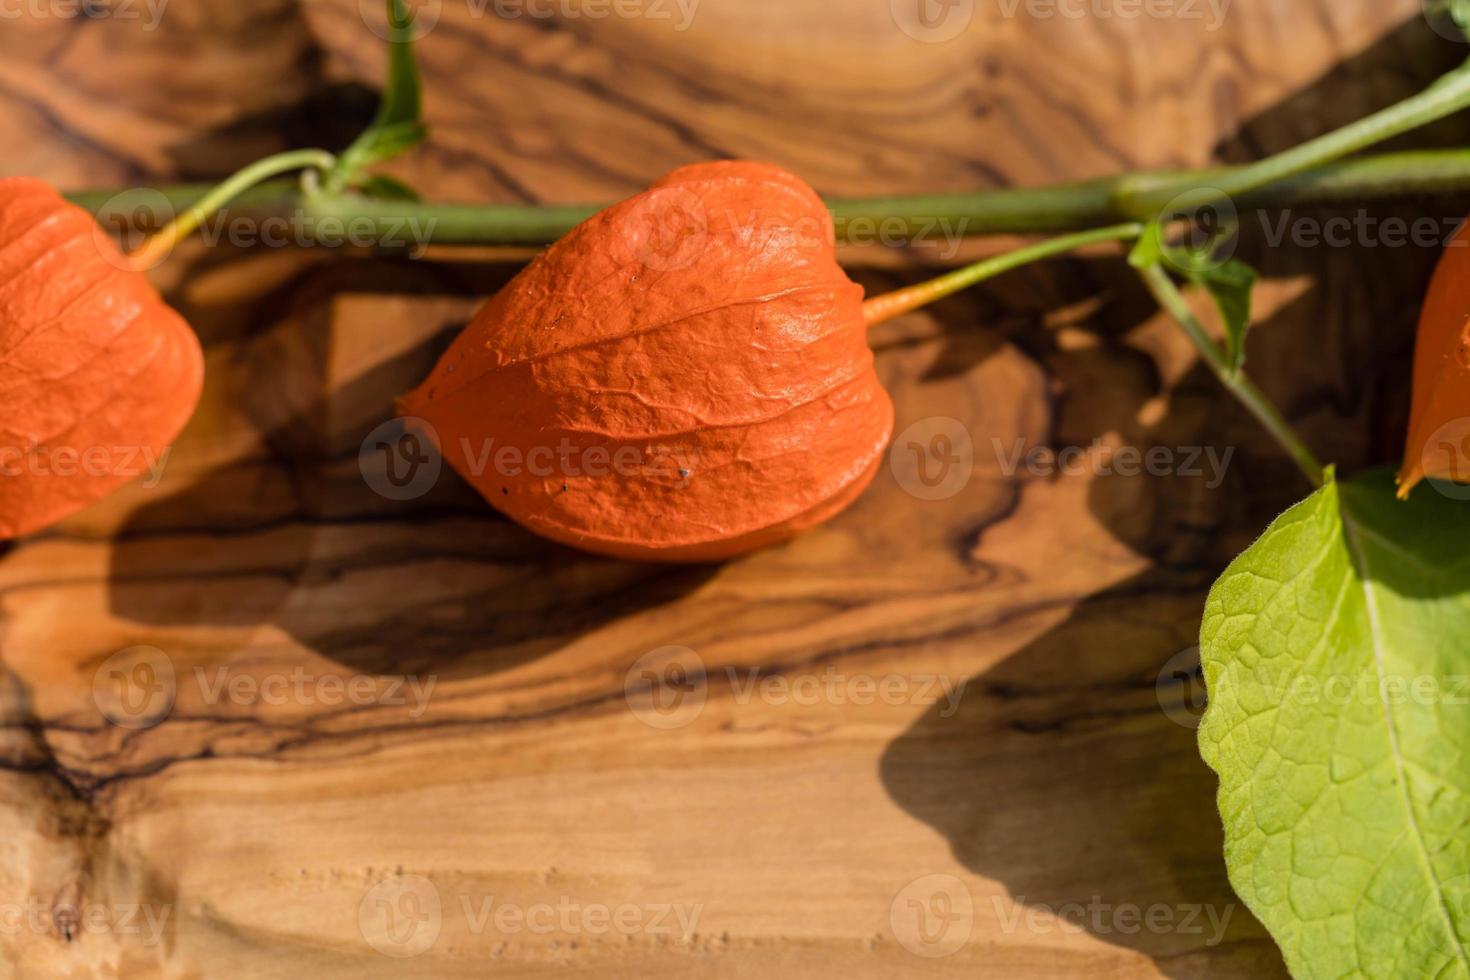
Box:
(1, 0, 1465, 976)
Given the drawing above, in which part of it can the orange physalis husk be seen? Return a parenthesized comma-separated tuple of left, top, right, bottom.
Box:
(1398, 215, 1470, 498)
(399, 161, 895, 562)
(0, 178, 204, 539)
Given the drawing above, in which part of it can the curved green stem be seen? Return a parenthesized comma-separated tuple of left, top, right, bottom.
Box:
(126, 149, 337, 270)
(1213, 58, 1470, 197)
(1137, 262, 1326, 489)
(1116, 59, 1470, 216)
(862, 223, 1143, 326)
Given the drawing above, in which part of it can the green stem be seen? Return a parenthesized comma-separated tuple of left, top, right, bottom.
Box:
(67, 149, 1470, 250)
(1213, 59, 1470, 199)
(126, 149, 337, 270)
(1116, 59, 1470, 216)
(862, 223, 1143, 326)
(1137, 262, 1326, 488)
(300, 192, 602, 247)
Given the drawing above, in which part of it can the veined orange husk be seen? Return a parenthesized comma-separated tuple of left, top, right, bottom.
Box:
(1398, 216, 1470, 498)
(399, 161, 894, 561)
(0, 179, 203, 539)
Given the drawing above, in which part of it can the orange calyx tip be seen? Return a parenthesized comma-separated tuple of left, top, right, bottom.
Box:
(862, 281, 948, 328)
(1395, 467, 1422, 501)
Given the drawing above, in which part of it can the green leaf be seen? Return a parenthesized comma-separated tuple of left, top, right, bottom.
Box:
(367, 0, 423, 132)
(352, 174, 423, 202)
(1184, 257, 1257, 377)
(331, 0, 427, 189)
(1127, 222, 1165, 269)
(1127, 224, 1258, 376)
(344, 120, 427, 173)
(1199, 469, 1470, 979)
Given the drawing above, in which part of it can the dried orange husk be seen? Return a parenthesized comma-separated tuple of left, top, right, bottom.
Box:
(399, 161, 894, 561)
(0, 178, 204, 539)
(1399, 216, 1470, 498)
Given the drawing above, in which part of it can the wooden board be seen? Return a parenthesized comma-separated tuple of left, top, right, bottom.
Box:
(1, 1, 1464, 976)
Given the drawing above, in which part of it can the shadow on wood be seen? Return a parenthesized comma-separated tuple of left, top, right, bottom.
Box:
(879, 15, 1462, 976)
(105, 252, 717, 681)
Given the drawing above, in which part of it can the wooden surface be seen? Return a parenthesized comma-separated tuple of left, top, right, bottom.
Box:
(1, 1, 1465, 976)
